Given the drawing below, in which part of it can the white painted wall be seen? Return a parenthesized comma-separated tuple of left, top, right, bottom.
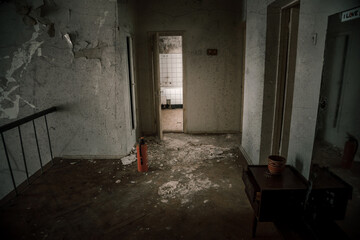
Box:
(241, 0, 275, 164)
(242, 0, 360, 178)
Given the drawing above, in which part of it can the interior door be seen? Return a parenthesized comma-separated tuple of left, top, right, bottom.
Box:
(316, 11, 360, 151)
(272, 4, 299, 156)
(152, 33, 163, 139)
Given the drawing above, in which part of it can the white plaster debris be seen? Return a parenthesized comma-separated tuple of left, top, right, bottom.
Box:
(158, 178, 212, 205)
(115, 179, 121, 184)
(121, 154, 136, 165)
(63, 33, 73, 48)
(145, 180, 152, 184)
(37, 48, 42, 57)
(148, 135, 240, 205)
(155, 143, 231, 163)
(70, 162, 77, 165)
(131, 181, 136, 184)
(181, 199, 189, 204)
(158, 181, 179, 199)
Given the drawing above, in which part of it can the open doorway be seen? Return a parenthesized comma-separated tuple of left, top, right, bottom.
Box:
(159, 36, 184, 133)
(311, 8, 360, 238)
(150, 32, 184, 139)
(260, 0, 300, 164)
(312, 9, 360, 169)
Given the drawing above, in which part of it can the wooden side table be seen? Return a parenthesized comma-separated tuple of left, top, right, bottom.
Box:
(242, 165, 308, 237)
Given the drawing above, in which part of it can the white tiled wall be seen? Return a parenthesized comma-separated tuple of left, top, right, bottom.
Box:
(160, 54, 183, 105)
(161, 87, 183, 105)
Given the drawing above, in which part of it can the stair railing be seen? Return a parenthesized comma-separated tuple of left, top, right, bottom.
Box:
(0, 107, 57, 195)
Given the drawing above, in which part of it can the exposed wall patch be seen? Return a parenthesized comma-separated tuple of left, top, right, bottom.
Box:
(74, 42, 108, 60)
(1, 25, 42, 119)
(63, 33, 73, 48)
(0, 94, 20, 120)
(97, 11, 109, 34)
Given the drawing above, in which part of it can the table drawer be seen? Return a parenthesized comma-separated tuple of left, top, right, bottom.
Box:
(243, 169, 260, 202)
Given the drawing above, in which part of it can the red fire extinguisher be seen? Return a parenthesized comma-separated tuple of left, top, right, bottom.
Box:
(341, 134, 358, 169)
(137, 137, 148, 172)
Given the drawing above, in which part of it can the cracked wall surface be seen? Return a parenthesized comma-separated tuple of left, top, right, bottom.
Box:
(0, 0, 137, 199)
(136, 0, 243, 134)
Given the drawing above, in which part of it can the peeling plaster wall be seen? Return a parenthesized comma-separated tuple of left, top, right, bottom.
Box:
(241, 0, 360, 178)
(0, 0, 137, 199)
(159, 36, 182, 54)
(136, 0, 243, 134)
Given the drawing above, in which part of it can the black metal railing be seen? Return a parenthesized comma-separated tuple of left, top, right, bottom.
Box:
(0, 107, 57, 195)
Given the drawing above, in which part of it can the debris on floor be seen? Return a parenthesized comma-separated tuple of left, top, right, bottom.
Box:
(121, 153, 136, 165)
(0, 133, 284, 239)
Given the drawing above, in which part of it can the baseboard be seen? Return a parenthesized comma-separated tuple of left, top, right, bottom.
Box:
(239, 145, 253, 165)
(186, 131, 240, 134)
(61, 155, 126, 160)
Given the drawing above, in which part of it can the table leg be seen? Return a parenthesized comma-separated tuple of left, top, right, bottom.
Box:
(252, 213, 257, 238)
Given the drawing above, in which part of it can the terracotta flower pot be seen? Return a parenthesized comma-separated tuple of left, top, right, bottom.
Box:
(268, 155, 286, 175)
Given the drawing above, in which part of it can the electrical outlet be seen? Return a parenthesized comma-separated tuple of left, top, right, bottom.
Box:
(207, 49, 218, 56)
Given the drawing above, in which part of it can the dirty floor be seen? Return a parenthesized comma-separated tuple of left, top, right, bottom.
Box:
(161, 109, 183, 132)
(0, 134, 282, 239)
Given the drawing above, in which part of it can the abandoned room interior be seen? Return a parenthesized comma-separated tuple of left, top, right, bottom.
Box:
(0, 0, 359, 239)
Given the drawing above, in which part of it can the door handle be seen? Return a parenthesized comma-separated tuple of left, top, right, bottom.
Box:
(319, 97, 327, 110)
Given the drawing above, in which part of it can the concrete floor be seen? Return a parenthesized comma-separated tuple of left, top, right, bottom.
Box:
(0, 133, 282, 240)
(161, 109, 183, 132)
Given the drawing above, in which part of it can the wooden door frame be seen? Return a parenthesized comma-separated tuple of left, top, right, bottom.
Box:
(240, 21, 246, 139)
(259, 0, 300, 164)
(272, 3, 299, 156)
(148, 31, 186, 139)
